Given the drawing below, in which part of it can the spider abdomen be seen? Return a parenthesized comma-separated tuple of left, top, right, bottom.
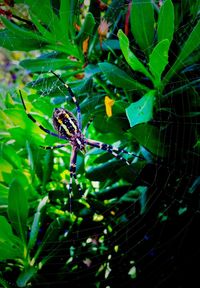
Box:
(53, 108, 79, 139)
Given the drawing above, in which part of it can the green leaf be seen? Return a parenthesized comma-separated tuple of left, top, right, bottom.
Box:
(118, 30, 153, 82)
(75, 12, 95, 44)
(129, 123, 167, 157)
(126, 90, 155, 127)
(0, 16, 46, 43)
(99, 62, 149, 92)
(0, 29, 45, 51)
(28, 196, 49, 251)
(163, 20, 200, 86)
(20, 58, 82, 73)
(149, 39, 170, 85)
(157, 0, 174, 45)
(0, 216, 23, 261)
(8, 179, 29, 241)
(130, 0, 154, 53)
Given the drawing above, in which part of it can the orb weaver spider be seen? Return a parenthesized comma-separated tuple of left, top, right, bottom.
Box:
(20, 71, 144, 211)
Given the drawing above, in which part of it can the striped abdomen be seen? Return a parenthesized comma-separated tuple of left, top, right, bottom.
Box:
(53, 108, 79, 139)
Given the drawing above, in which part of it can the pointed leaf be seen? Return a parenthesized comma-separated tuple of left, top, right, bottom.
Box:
(8, 179, 29, 240)
(118, 30, 153, 81)
(157, 0, 174, 45)
(20, 58, 81, 73)
(99, 62, 149, 92)
(149, 39, 170, 85)
(126, 90, 155, 127)
(129, 124, 167, 157)
(130, 0, 154, 53)
(28, 196, 49, 251)
(75, 12, 95, 44)
(0, 216, 23, 261)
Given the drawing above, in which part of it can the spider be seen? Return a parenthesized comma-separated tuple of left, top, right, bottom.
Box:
(20, 71, 144, 210)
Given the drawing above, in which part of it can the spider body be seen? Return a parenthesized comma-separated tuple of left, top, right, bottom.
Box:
(20, 71, 144, 211)
(53, 108, 86, 153)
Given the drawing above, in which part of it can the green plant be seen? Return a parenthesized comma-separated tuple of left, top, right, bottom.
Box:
(0, 0, 200, 287)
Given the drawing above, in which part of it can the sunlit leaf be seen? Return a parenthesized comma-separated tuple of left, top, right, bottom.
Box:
(0, 216, 23, 261)
(149, 39, 170, 85)
(8, 179, 29, 241)
(126, 90, 155, 127)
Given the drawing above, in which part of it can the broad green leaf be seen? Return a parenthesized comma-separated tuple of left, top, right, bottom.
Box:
(0, 16, 46, 43)
(59, 0, 71, 39)
(28, 196, 49, 251)
(25, 0, 58, 33)
(99, 62, 149, 92)
(118, 30, 153, 82)
(130, 0, 154, 53)
(0, 29, 45, 51)
(75, 12, 96, 44)
(129, 123, 167, 157)
(20, 58, 82, 73)
(0, 216, 23, 261)
(157, 0, 174, 45)
(149, 39, 170, 85)
(126, 90, 155, 127)
(1, 144, 21, 169)
(0, 183, 8, 206)
(8, 179, 29, 241)
(163, 20, 200, 86)
(0, 158, 13, 183)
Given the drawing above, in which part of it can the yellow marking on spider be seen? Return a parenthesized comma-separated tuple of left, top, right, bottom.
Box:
(65, 113, 78, 132)
(64, 83, 69, 89)
(58, 119, 72, 136)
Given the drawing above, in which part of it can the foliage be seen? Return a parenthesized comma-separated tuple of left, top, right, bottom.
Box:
(0, 0, 200, 287)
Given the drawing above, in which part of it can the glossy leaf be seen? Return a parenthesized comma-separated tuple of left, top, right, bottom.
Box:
(0, 216, 23, 261)
(8, 179, 29, 240)
(99, 62, 149, 92)
(126, 90, 155, 127)
(129, 124, 167, 157)
(130, 0, 154, 53)
(0, 29, 45, 51)
(75, 12, 96, 44)
(149, 39, 170, 85)
(28, 196, 49, 251)
(118, 29, 153, 81)
(20, 58, 82, 73)
(157, 0, 174, 45)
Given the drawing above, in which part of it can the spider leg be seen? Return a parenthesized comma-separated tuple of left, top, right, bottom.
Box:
(86, 138, 145, 161)
(85, 139, 132, 165)
(19, 90, 64, 139)
(68, 147, 82, 212)
(83, 116, 94, 135)
(40, 144, 70, 150)
(51, 71, 82, 130)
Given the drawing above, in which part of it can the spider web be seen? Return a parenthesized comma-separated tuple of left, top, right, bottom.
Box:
(0, 1, 200, 288)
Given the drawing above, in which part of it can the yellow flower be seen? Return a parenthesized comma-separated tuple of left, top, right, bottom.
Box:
(105, 96, 115, 117)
